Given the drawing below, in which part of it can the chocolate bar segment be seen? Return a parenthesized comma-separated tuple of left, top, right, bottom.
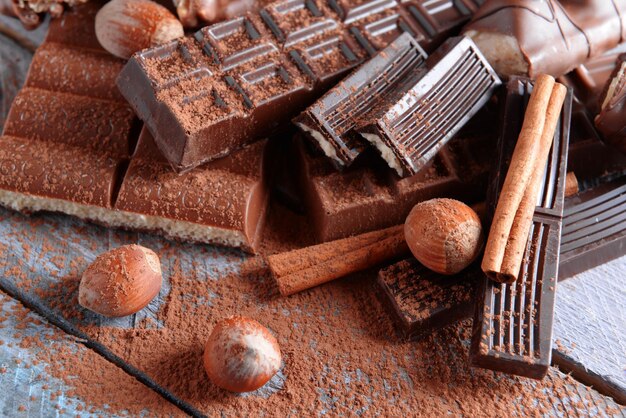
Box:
(470, 77, 571, 379)
(357, 36, 500, 176)
(559, 178, 626, 280)
(118, 0, 482, 172)
(595, 54, 626, 154)
(294, 33, 428, 167)
(464, 0, 626, 78)
(377, 258, 477, 340)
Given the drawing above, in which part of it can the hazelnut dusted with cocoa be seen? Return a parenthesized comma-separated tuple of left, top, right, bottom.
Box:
(404, 198, 483, 275)
(79, 244, 162, 317)
(204, 317, 282, 393)
(95, 0, 184, 60)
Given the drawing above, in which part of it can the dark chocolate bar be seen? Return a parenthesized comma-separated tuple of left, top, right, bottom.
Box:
(0, 2, 269, 252)
(293, 32, 428, 167)
(357, 36, 500, 176)
(463, 0, 626, 78)
(559, 178, 626, 280)
(595, 54, 626, 154)
(469, 77, 571, 379)
(288, 103, 496, 242)
(117, 0, 484, 172)
(377, 258, 477, 340)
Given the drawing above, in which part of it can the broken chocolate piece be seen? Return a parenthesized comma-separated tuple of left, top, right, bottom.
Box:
(118, 0, 483, 172)
(595, 54, 626, 154)
(464, 0, 626, 78)
(377, 258, 478, 340)
(294, 32, 428, 167)
(559, 178, 626, 280)
(357, 36, 500, 176)
(469, 77, 571, 379)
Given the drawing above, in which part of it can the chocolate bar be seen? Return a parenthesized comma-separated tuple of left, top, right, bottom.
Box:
(357, 36, 500, 176)
(469, 77, 571, 379)
(293, 33, 428, 167)
(117, 0, 484, 172)
(559, 178, 626, 280)
(463, 0, 626, 78)
(289, 103, 496, 242)
(595, 54, 626, 154)
(0, 2, 269, 252)
(377, 258, 478, 340)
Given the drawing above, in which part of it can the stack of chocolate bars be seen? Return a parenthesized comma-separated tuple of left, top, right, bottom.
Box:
(0, 0, 625, 382)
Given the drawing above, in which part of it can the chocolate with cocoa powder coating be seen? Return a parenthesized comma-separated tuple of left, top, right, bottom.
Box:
(117, 0, 484, 172)
(470, 77, 571, 379)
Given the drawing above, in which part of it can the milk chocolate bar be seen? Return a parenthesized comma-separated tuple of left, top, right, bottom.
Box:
(559, 178, 626, 280)
(469, 78, 571, 379)
(357, 36, 500, 176)
(377, 258, 478, 340)
(595, 54, 626, 154)
(117, 0, 484, 172)
(289, 103, 495, 242)
(463, 0, 626, 78)
(293, 33, 428, 167)
(0, 2, 269, 252)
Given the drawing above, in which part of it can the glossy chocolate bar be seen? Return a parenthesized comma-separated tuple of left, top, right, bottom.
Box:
(377, 258, 477, 340)
(293, 32, 428, 167)
(289, 104, 495, 242)
(117, 0, 483, 172)
(469, 78, 571, 379)
(357, 36, 500, 176)
(559, 178, 626, 280)
(0, 2, 269, 252)
(595, 54, 626, 154)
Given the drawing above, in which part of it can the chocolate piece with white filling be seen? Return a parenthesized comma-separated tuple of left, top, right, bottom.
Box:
(463, 0, 626, 78)
(356, 36, 500, 176)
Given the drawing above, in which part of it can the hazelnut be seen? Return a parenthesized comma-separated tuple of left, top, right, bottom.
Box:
(95, 0, 184, 60)
(79, 245, 162, 317)
(203, 317, 282, 393)
(404, 198, 483, 275)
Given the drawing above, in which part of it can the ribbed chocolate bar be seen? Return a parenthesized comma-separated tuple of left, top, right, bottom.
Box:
(377, 258, 477, 340)
(559, 178, 626, 280)
(357, 36, 500, 176)
(0, 2, 269, 252)
(469, 78, 571, 379)
(117, 0, 483, 172)
(294, 33, 427, 167)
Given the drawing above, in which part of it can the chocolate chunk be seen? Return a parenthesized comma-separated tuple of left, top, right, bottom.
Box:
(595, 54, 626, 154)
(464, 0, 626, 78)
(117, 0, 483, 172)
(0, 1, 270, 252)
(289, 104, 496, 242)
(469, 77, 571, 379)
(356, 36, 500, 176)
(377, 258, 478, 340)
(294, 33, 428, 167)
(559, 178, 626, 280)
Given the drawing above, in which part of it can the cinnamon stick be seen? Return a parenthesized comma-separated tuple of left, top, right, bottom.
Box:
(268, 225, 409, 296)
(482, 74, 556, 279)
(498, 83, 567, 282)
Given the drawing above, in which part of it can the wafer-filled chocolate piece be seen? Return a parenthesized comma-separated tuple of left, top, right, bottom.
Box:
(293, 33, 428, 167)
(0, 1, 270, 252)
(464, 0, 626, 78)
(377, 258, 477, 340)
(470, 77, 571, 379)
(117, 0, 484, 172)
(357, 36, 500, 176)
(559, 178, 626, 280)
(595, 54, 626, 154)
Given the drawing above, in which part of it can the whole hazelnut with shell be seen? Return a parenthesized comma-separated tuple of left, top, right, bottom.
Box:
(79, 244, 162, 317)
(203, 316, 282, 393)
(404, 198, 483, 275)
